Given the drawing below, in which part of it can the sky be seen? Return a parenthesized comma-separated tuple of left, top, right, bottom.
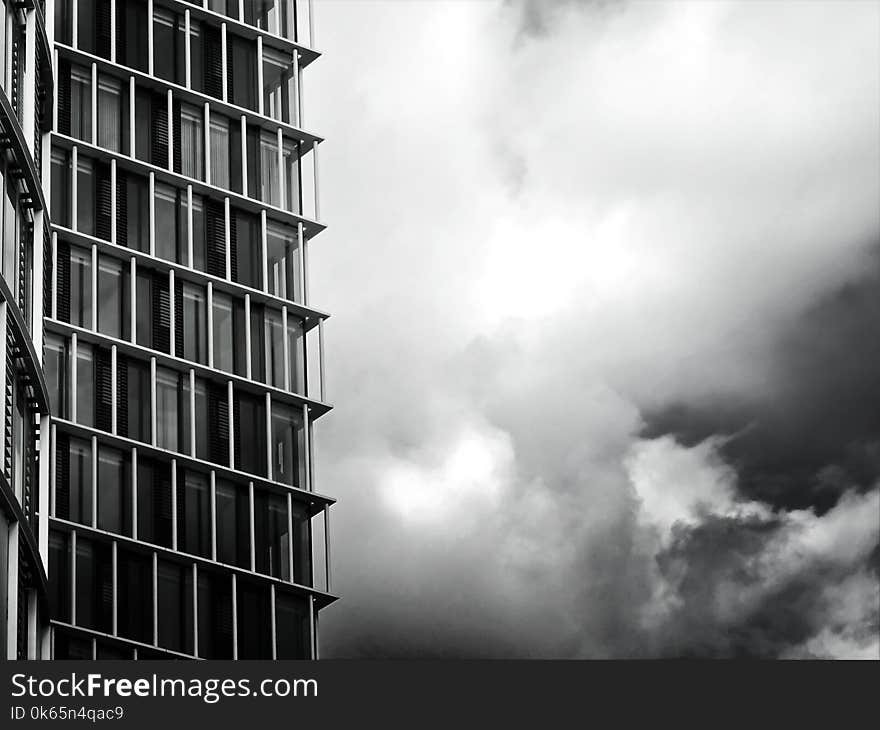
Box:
(306, 0, 880, 658)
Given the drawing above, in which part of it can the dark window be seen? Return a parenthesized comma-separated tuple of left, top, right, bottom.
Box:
(234, 390, 266, 477)
(53, 632, 93, 660)
(76, 158, 95, 236)
(97, 255, 129, 339)
(117, 548, 152, 644)
(157, 559, 194, 654)
(97, 445, 130, 535)
(153, 8, 185, 85)
(77, 0, 97, 56)
(232, 207, 261, 290)
(55, 435, 92, 524)
(178, 468, 211, 558)
(271, 402, 304, 488)
(292, 500, 312, 586)
(137, 458, 173, 548)
(266, 220, 300, 302)
(123, 172, 150, 253)
(178, 282, 207, 363)
(76, 344, 95, 427)
(136, 272, 171, 354)
(227, 34, 257, 110)
(55, 0, 73, 45)
(125, 358, 151, 443)
(116, 0, 149, 72)
(48, 531, 72, 623)
(75, 536, 113, 633)
(96, 641, 132, 659)
(197, 570, 233, 659)
(51, 148, 72, 228)
(275, 591, 309, 659)
(253, 488, 288, 579)
(44, 334, 69, 418)
(215, 478, 249, 568)
(97, 74, 127, 152)
(237, 579, 271, 659)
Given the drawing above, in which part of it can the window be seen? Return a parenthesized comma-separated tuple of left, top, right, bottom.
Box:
(212, 292, 247, 375)
(232, 207, 261, 290)
(69, 246, 92, 327)
(251, 0, 296, 40)
(259, 131, 280, 206)
(137, 457, 173, 548)
(194, 378, 209, 461)
(271, 402, 304, 487)
(283, 139, 301, 213)
(236, 580, 271, 659)
(179, 469, 211, 558)
(197, 570, 233, 659)
(116, 0, 149, 72)
(76, 158, 96, 236)
(157, 560, 194, 654)
(266, 221, 300, 302)
(49, 531, 72, 623)
(153, 9, 184, 85)
(97, 256, 128, 338)
(264, 307, 285, 389)
(137, 272, 171, 353)
(126, 358, 151, 443)
(192, 194, 207, 271)
(62, 437, 93, 525)
(262, 48, 296, 124)
(275, 592, 309, 659)
(55, 0, 73, 45)
(253, 488, 289, 579)
(209, 115, 230, 189)
(51, 148, 72, 227)
(117, 548, 152, 643)
(70, 64, 92, 142)
(228, 35, 257, 110)
(77, 0, 97, 54)
(291, 501, 312, 585)
(215, 479, 249, 568)
(156, 368, 180, 451)
(155, 183, 183, 263)
(76, 344, 95, 427)
(97, 446, 130, 535)
(124, 172, 150, 253)
(75, 537, 113, 633)
(44, 334, 68, 418)
(287, 315, 306, 394)
(180, 104, 204, 180)
(190, 20, 204, 94)
(234, 391, 266, 477)
(97, 75, 125, 152)
(180, 283, 207, 364)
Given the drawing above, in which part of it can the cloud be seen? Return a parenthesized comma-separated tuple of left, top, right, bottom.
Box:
(308, 0, 880, 657)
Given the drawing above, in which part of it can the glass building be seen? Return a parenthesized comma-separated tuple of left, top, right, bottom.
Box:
(2, 0, 333, 660)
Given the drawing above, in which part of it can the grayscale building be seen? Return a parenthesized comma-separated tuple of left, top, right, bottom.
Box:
(2, 0, 334, 660)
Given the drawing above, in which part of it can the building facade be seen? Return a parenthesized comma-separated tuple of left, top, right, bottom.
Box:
(2, 0, 333, 660)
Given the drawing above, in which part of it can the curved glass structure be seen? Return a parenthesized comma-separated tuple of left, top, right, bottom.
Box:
(0, 0, 56, 660)
(0, 0, 333, 662)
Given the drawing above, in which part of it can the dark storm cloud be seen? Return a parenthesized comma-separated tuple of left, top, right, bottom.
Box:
(643, 245, 880, 513)
(309, 0, 880, 659)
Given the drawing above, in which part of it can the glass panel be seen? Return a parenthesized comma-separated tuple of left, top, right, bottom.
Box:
(236, 580, 271, 659)
(97, 256, 125, 338)
(77, 0, 96, 53)
(97, 446, 130, 535)
(68, 437, 93, 525)
(192, 194, 206, 271)
(190, 20, 204, 94)
(97, 75, 123, 152)
(75, 537, 113, 633)
(154, 183, 181, 263)
(197, 570, 233, 659)
(182, 283, 207, 364)
(236, 392, 266, 477)
(264, 307, 284, 389)
(69, 245, 92, 327)
(259, 131, 280, 206)
(215, 479, 249, 568)
(253, 488, 289, 579)
(180, 470, 211, 558)
(76, 344, 95, 427)
(51, 148, 72, 227)
(48, 531, 71, 623)
(127, 359, 151, 443)
(287, 315, 305, 394)
(70, 64, 92, 142)
(180, 104, 204, 180)
(291, 501, 312, 585)
(117, 548, 152, 643)
(283, 139, 301, 213)
(137, 458, 173, 548)
(262, 49, 295, 124)
(275, 591, 309, 659)
(194, 379, 209, 460)
(153, 9, 184, 85)
(126, 173, 150, 253)
(209, 115, 230, 189)
(44, 334, 68, 418)
(156, 368, 180, 451)
(212, 291, 234, 373)
(265, 221, 299, 301)
(233, 208, 261, 290)
(76, 158, 95, 235)
(157, 559, 194, 654)
(270, 402, 303, 487)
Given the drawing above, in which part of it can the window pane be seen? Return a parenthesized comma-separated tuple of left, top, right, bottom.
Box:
(287, 315, 305, 394)
(76, 159, 95, 235)
(197, 570, 233, 659)
(48, 531, 72, 623)
(235, 392, 266, 477)
(155, 184, 180, 262)
(275, 592, 309, 659)
(215, 479, 249, 568)
(157, 559, 194, 654)
(212, 292, 233, 373)
(270, 402, 303, 487)
(209, 115, 230, 189)
(76, 344, 95, 427)
(137, 458, 173, 548)
(180, 470, 211, 557)
(70, 65, 92, 142)
(262, 50, 295, 125)
(182, 283, 207, 364)
(265, 221, 299, 301)
(283, 140, 301, 214)
(233, 208, 261, 290)
(127, 359, 151, 443)
(259, 131, 279, 206)
(126, 174, 150, 253)
(156, 368, 180, 451)
(76, 537, 113, 633)
(153, 10, 184, 85)
(264, 308, 284, 389)
(68, 437, 93, 525)
(292, 501, 312, 586)
(69, 245, 92, 327)
(237, 580, 271, 659)
(97, 75, 123, 152)
(192, 194, 206, 271)
(97, 446, 130, 535)
(117, 548, 152, 643)
(44, 334, 68, 418)
(97, 256, 125, 338)
(254, 488, 289, 579)
(51, 148, 72, 227)
(180, 104, 204, 180)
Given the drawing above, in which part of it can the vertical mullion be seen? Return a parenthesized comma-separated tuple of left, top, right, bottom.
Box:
(90, 435, 98, 528)
(240, 116, 247, 196)
(129, 257, 136, 343)
(248, 481, 255, 572)
(210, 471, 217, 561)
(148, 172, 156, 256)
(265, 393, 272, 480)
(167, 89, 174, 171)
(111, 541, 118, 635)
(297, 222, 305, 305)
(277, 128, 285, 208)
(90, 244, 98, 331)
(270, 583, 276, 659)
(71, 146, 79, 232)
(256, 37, 264, 116)
(169, 269, 176, 356)
(204, 103, 211, 185)
(261, 211, 268, 292)
(91, 63, 98, 145)
(192, 563, 199, 658)
(129, 77, 136, 158)
(244, 294, 252, 379)
(318, 317, 325, 402)
(221, 23, 228, 103)
(51, 232, 58, 318)
(150, 356, 157, 445)
(152, 551, 158, 646)
(171, 458, 178, 552)
(324, 506, 331, 593)
(302, 404, 310, 492)
(231, 573, 238, 660)
(189, 369, 196, 456)
(148, 0, 154, 76)
(131, 447, 138, 540)
(110, 0, 117, 62)
(110, 345, 117, 434)
(110, 159, 117, 245)
(224, 197, 231, 280)
(71, 333, 78, 422)
(206, 282, 214, 368)
(282, 307, 290, 392)
(70, 530, 77, 625)
(227, 381, 234, 468)
(187, 185, 194, 267)
(286, 492, 294, 584)
(185, 10, 192, 89)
